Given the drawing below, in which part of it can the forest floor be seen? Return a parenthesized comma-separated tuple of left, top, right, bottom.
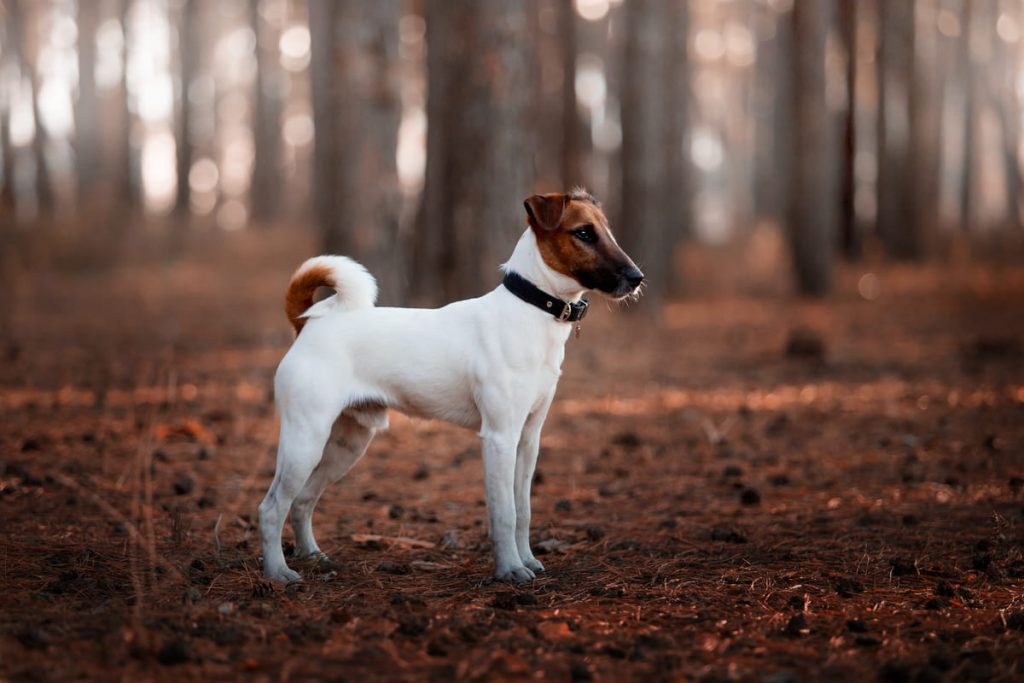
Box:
(1, 230, 1023, 682)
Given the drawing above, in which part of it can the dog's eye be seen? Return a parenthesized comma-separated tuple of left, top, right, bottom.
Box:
(572, 226, 597, 244)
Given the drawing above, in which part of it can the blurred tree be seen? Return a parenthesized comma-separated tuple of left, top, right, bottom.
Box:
(838, 0, 859, 258)
(558, 0, 583, 189)
(118, 0, 138, 209)
(310, 0, 403, 302)
(753, 1, 791, 230)
(20, 0, 54, 213)
(174, 0, 198, 217)
(876, 0, 924, 258)
(250, 0, 282, 225)
(0, 2, 21, 215)
(76, 0, 100, 201)
(958, 0, 975, 233)
(619, 0, 689, 301)
(994, 0, 1022, 231)
(788, 0, 836, 295)
(413, 0, 535, 303)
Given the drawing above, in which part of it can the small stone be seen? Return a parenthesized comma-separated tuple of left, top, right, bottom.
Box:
(612, 431, 643, 449)
(172, 472, 195, 496)
(156, 640, 190, 666)
(710, 527, 747, 544)
(20, 438, 43, 452)
(16, 628, 51, 650)
(784, 614, 808, 637)
(1005, 610, 1024, 631)
(890, 558, 916, 576)
(846, 619, 868, 633)
(785, 327, 826, 360)
(740, 488, 761, 506)
(833, 576, 864, 597)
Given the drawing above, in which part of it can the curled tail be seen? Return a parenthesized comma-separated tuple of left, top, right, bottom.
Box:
(284, 256, 378, 334)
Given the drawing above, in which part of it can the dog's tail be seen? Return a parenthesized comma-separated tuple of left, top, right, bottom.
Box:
(284, 256, 378, 334)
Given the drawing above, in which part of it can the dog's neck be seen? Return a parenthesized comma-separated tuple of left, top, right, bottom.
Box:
(502, 229, 587, 303)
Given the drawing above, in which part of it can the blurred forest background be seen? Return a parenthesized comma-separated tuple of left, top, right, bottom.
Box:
(3, 4, 1024, 680)
(2, 0, 1023, 309)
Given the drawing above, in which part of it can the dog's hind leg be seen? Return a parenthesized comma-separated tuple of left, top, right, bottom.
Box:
(258, 411, 334, 583)
(290, 410, 379, 561)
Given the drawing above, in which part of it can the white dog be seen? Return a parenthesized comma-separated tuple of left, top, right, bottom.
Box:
(259, 189, 644, 583)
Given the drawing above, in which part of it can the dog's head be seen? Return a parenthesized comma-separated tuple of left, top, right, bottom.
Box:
(523, 189, 644, 298)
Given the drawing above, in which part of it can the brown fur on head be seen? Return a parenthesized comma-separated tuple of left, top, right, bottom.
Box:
(523, 189, 644, 298)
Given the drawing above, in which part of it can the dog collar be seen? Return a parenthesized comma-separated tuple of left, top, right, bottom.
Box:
(502, 271, 589, 323)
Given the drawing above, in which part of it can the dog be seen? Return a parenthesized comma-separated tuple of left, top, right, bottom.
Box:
(259, 189, 644, 583)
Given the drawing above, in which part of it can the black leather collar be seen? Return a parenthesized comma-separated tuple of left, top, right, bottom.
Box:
(502, 271, 589, 322)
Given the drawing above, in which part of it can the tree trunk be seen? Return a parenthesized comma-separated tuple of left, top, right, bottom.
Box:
(838, 0, 859, 258)
(753, 2, 791, 227)
(249, 0, 281, 225)
(309, 0, 403, 302)
(788, 0, 835, 295)
(559, 0, 582, 189)
(619, 0, 689, 301)
(16, 0, 54, 213)
(174, 0, 198, 217)
(1, 105, 14, 216)
(876, 0, 922, 258)
(414, 0, 535, 304)
(957, 0, 974, 233)
(118, 0, 138, 209)
(994, 1, 1023, 231)
(1, 1, 23, 216)
(76, 0, 100, 202)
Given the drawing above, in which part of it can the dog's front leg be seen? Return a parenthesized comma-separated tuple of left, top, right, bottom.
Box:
(482, 430, 535, 583)
(514, 398, 552, 573)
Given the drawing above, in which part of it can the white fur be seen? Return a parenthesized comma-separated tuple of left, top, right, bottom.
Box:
(259, 229, 589, 583)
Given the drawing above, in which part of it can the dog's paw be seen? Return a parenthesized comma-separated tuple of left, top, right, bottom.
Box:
(265, 566, 302, 584)
(295, 548, 327, 561)
(522, 557, 545, 573)
(496, 565, 536, 584)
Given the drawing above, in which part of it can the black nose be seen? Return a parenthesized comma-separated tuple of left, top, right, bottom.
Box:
(624, 267, 644, 289)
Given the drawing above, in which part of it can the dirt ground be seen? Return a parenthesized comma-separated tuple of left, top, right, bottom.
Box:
(1, 232, 1023, 682)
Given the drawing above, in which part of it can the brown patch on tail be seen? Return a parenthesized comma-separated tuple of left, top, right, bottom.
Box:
(285, 264, 335, 334)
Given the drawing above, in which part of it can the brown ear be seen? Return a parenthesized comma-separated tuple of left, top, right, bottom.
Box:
(524, 193, 567, 232)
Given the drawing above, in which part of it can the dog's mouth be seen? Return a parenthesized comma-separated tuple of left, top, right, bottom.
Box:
(577, 268, 645, 300)
(611, 281, 645, 301)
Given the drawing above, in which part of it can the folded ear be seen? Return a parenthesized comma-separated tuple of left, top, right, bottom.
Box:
(524, 193, 568, 232)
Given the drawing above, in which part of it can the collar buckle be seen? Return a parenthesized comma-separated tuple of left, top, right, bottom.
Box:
(557, 303, 573, 321)
(575, 298, 590, 321)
